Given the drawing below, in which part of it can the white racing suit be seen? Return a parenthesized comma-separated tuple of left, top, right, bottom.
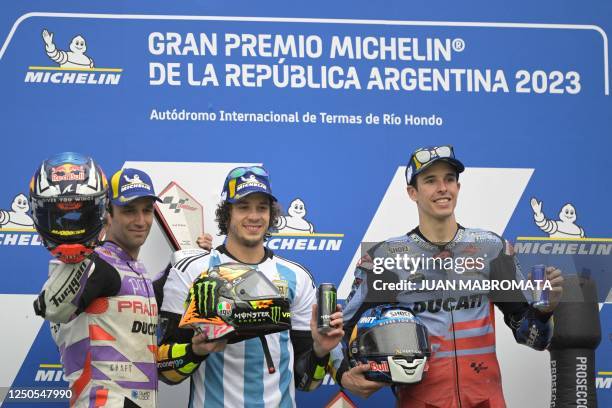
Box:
(34, 241, 158, 407)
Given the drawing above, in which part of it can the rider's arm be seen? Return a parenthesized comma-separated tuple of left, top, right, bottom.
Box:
(157, 254, 210, 385)
(490, 239, 553, 351)
(156, 311, 207, 385)
(292, 330, 331, 391)
(333, 263, 376, 387)
(288, 262, 333, 392)
(33, 255, 120, 323)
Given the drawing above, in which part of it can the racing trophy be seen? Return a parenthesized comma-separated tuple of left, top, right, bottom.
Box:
(154, 181, 205, 251)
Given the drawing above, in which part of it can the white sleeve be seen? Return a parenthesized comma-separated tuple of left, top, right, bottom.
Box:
(37, 259, 93, 323)
(161, 265, 200, 315)
(291, 270, 317, 331)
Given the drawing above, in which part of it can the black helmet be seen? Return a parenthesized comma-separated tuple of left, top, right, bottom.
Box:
(29, 152, 108, 263)
(179, 262, 291, 342)
(349, 304, 431, 384)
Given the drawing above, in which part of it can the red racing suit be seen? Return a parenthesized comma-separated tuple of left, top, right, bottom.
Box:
(337, 226, 553, 408)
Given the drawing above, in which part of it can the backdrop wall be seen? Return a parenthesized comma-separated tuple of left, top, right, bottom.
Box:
(0, 1, 610, 407)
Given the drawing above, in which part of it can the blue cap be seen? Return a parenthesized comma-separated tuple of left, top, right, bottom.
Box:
(221, 166, 277, 203)
(405, 145, 465, 185)
(109, 168, 161, 206)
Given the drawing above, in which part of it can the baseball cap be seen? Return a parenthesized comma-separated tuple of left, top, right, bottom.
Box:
(405, 145, 465, 185)
(109, 168, 161, 206)
(221, 166, 277, 203)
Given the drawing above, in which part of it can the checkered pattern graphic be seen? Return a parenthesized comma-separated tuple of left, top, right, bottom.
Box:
(162, 196, 190, 214)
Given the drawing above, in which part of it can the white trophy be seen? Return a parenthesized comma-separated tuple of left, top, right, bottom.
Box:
(154, 182, 204, 250)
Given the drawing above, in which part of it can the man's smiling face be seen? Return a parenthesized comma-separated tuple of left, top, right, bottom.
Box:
(407, 161, 460, 221)
(227, 193, 271, 248)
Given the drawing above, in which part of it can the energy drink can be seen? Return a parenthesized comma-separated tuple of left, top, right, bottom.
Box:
(531, 264, 550, 309)
(317, 283, 337, 333)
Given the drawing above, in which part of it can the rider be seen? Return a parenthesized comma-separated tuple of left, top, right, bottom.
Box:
(335, 145, 564, 407)
(32, 155, 161, 407)
(157, 165, 345, 407)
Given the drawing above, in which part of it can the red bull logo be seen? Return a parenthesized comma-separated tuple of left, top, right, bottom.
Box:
(369, 360, 390, 372)
(51, 164, 85, 182)
(57, 202, 83, 210)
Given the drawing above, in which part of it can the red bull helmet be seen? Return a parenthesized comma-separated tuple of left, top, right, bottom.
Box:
(349, 304, 431, 384)
(29, 152, 108, 263)
(179, 262, 291, 343)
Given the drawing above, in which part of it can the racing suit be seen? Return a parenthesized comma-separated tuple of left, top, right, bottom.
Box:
(336, 226, 553, 408)
(156, 245, 331, 407)
(33, 241, 158, 407)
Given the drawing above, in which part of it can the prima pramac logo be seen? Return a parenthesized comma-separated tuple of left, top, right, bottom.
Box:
(24, 29, 122, 85)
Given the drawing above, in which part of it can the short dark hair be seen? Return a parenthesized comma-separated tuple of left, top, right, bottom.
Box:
(215, 197, 281, 240)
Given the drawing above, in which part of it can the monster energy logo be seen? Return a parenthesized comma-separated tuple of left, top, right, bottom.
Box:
(269, 306, 290, 324)
(324, 290, 337, 314)
(270, 306, 281, 324)
(194, 280, 217, 316)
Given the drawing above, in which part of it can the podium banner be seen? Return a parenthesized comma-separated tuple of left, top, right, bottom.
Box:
(0, 1, 610, 407)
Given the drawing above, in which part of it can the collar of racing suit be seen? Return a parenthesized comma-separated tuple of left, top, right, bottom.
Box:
(99, 240, 137, 261)
(408, 224, 464, 251)
(216, 243, 274, 264)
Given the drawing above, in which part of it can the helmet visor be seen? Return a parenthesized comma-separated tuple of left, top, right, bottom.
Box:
(31, 194, 106, 243)
(359, 322, 429, 357)
(235, 271, 281, 300)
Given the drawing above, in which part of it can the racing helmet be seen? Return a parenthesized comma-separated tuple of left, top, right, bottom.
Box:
(179, 262, 291, 343)
(29, 152, 108, 263)
(349, 304, 431, 384)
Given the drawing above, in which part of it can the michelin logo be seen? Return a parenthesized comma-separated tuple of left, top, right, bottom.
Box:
(596, 374, 612, 389)
(268, 198, 343, 251)
(531, 197, 584, 238)
(514, 241, 611, 256)
(35, 364, 67, 382)
(276, 198, 314, 233)
(517, 197, 612, 255)
(0, 193, 42, 246)
(25, 29, 122, 85)
(42, 29, 94, 68)
(0, 194, 33, 229)
(121, 174, 152, 192)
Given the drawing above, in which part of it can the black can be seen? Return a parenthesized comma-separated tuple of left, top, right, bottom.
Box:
(317, 283, 337, 333)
